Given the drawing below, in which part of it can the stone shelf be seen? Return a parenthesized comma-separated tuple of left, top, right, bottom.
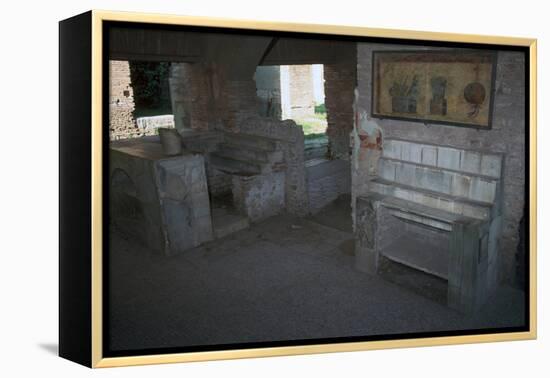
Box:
(380, 234, 449, 280)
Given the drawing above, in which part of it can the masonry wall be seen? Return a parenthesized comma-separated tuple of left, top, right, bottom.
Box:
(324, 59, 356, 160)
(109, 60, 138, 140)
(255, 66, 282, 119)
(169, 63, 210, 132)
(354, 43, 526, 285)
(288, 65, 315, 118)
(239, 118, 308, 216)
(306, 160, 351, 214)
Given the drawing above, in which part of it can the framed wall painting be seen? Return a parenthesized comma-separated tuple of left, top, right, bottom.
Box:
(59, 10, 537, 368)
(371, 50, 497, 128)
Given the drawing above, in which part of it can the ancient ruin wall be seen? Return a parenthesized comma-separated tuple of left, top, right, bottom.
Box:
(355, 43, 526, 285)
(288, 65, 316, 118)
(255, 66, 282, 119)
(239, 117, 308, 216)
(109, 60, 138, 140)
(169, 63, 211, 132)
(324, 60, 356, 160)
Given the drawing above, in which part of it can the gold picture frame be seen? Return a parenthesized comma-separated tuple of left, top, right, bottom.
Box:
(59, 9, 537, 368)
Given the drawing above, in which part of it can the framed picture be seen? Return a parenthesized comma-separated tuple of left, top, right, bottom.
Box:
(371, 50, 497, 128)
(59, 10, 537, 368)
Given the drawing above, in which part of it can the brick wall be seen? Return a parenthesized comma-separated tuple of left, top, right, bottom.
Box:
(169, 63, 210, 132)
(324, 60, 356, 160)
(222, 80, 260, 131)
(109, 60, 139, 140)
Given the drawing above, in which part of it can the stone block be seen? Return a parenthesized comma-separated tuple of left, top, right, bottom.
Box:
(437, 147, 461, 171)
(110, 140, 213, 256)
(395, 161, 415, 185)
(411, 190, 438, 209)
(383, 139, 401, 160)
(451, 174, 472, 198)
(233, 172, 286, 222)
(480, 154, 503, 178)
(460, 150, 482, 174)
(461, 203, 490, 220)
(400, 140, 422, 163)
(469, 178, 497, 203)
(421, 145, 437, 166)
(394, 187, 413, 202)
(136, 115, 175, 131)
(378, 159, 396, 181)
(414, 166, 452, 194)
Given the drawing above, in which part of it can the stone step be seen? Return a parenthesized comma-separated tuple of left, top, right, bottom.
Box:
(217, 143, 283, 164)
(223, 133, 278, 151)
(209, 153, 262, 176)
(370, 177, 493, 220)
(211, 208, 250, 239)
(377, 157, 499, 204)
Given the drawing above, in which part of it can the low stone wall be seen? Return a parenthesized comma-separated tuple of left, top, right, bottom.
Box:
(233, 172, 286, 222)
(135, 115, 175, 132)
(306, 159, 351, 214)
(239, 117, 308, 216)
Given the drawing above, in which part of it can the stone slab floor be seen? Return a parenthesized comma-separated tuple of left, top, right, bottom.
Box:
(108, 202, 525, 352)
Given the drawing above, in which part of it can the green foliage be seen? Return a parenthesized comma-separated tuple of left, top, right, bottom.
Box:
(294, 111, 328, 136)
(314, 103, 326, 114)
(304, 132, 327, 140)
(129, 61, 171, 110)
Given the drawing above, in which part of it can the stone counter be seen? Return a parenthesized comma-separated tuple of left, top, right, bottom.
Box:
(110, 137, 213, 255)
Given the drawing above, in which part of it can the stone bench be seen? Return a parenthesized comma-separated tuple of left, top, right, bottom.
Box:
(355, 138, 503, 314)
(209, 132, 286, 223)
